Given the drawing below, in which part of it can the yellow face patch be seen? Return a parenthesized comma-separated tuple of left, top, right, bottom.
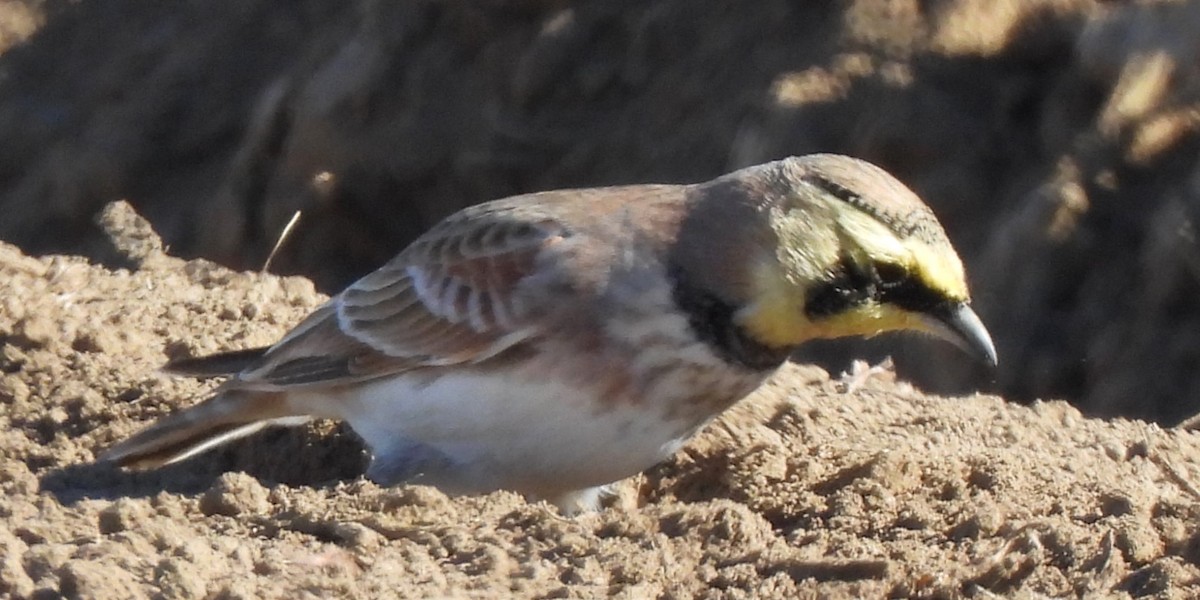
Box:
(735, 198, 971, 350)
(735, 233, 969, 349)
(737, 259, 812, 348)
(738, 267, 927, 348)
(908, 242, 969, 303)
(802, 303, 926, 340)
(836, 209, 970, 303)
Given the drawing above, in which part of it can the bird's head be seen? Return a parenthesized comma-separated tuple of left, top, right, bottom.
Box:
(713, 154, 996, 366)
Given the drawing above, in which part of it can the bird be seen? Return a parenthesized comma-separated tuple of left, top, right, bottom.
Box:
(99, 154, 997, 514)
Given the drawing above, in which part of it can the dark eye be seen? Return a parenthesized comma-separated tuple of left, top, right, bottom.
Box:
(874, 262, 908, 287)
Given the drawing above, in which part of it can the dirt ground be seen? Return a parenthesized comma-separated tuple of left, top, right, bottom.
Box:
(2, 204, 1200, 598)
(5, 0, 1200, 598)
(3, 0, 1200, 423)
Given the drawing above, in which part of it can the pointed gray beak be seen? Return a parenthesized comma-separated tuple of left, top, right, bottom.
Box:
(920, 303, 998, 367)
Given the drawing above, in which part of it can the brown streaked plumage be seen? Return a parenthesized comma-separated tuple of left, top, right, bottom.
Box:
(100, 154, 996, 514)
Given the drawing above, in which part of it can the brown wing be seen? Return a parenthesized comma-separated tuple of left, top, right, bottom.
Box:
(229, 209, 571, 390)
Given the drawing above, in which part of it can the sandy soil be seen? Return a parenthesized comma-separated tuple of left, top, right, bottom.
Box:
(4, 0, 1200, 423)
(2, 204, 1200, 598)
(5, 1, 1200, 598)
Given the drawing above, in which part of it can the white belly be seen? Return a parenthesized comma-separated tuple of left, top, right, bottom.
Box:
(289, 369, 713, 496)
(283, 276, 769, 500)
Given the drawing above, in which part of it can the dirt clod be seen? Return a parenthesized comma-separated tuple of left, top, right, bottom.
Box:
(59, 559, 141, 600)
(200, 472, 271, 517)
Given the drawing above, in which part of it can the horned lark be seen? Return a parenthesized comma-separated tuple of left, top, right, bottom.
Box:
(100, 154, 996, 514)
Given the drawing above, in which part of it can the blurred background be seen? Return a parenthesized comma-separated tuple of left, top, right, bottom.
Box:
(1, 0, 1198, 423)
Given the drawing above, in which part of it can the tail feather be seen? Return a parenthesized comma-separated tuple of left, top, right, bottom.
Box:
(100, 390, 307, 469)
(162, 347, 270, 378)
